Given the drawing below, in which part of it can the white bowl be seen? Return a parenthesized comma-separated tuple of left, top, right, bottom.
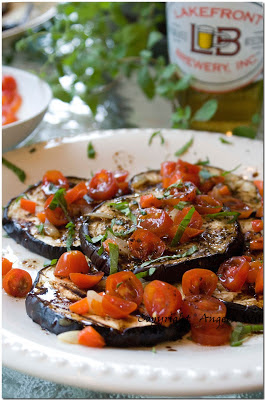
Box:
(2, 66, 52, 151)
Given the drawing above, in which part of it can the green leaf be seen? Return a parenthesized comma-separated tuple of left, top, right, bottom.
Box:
(109, 243, 119, 275)
(174, 201, 191, 210)
(139, 245, 198, 269)
(147, 31, 163, 49)
(137, 65, 155, 99)
(135, 267, 156, 279)
(109, 201, 137, 224)
(159, 64, 178, 80)
(192, 100, 218, 122)
(232, 126, 256, 139)
(15, 194, 29, 203)
(221, 164, 241, 176)
(230, 323, 263, 347)
(171, 106, 191, 129)
(196, 157, 210, 166)
(44, 258, 58, 267)
(97, 245, 104, 256)
(174, 137, 193, 157)
(174, 75, 192, 91)
(110, 219, 136, 238)
(87, 142, 96, 159)
(219, 137, 232, 145)
(148, 130, 165, 146)
(171, 207, 196, 246)
(36, 223, 45, 235)
(85, 234, 106, 244)
(2, 158, 26, 183)
(205, 211, 240, 223)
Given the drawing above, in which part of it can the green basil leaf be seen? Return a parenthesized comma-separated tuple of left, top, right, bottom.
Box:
(221, 164, 241, 176)
(232, 126, 256, 139)
(173, 201, 191, 210)
(171, 207, 196, 246)
(147, 31, 163, 49)
(192, 99, 218, 122)
(140, 245, 198, 269)
(87, 142, 96, 159)
(109, 201, 137, 224)
(36, 223, 44, 235)
(2, 157, 26, 183)
(230, 323, 263, 347)
(174, 74, 192, 91)
(48, 188, 70, 221)
(219, 137, 232, 145)
(174, 137, 193, 157)
(196, 157, 210, 166)
(44, 258, 58, 267)
(148, 130, 165, 146)
(109, 243, 119, 275)
(85, 234, 106, 244)
(15, 194, 29, 203)
(137, 65, 155, 99)
(205, 211, 240, 223)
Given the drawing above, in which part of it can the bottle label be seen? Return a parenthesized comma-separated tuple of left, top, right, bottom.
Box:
(167, 3, 263, 93)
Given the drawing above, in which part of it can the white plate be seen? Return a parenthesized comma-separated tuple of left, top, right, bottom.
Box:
(2, 129, 263, 397)
(2, 66, 52, 151)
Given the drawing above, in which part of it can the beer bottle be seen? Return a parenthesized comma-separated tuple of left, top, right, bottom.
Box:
(166, 3, 263, 133)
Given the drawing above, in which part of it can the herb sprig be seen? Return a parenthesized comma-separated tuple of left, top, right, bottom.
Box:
(2, 158, 26, 183)
(230, 323, 263, 347)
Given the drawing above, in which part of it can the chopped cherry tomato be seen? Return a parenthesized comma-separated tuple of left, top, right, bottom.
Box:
(2, 257, 13, 276)
(54, 251, 90, 277)
(170, 207, 203, 243)
(200, 176, 225, 193)
(69, 272, 104, 289)
(78, 326, 106, 348)
(20, 198, 36, 214)
(44, 194, 69, 226)
(254, 180, 263, 198)
(217, 256, 250, 292)
(114, 170, 129, 182)
(249, 237, 263, 251)
(140, 194, 163, 209)
(160, 161, 177, 180)
(191, 322, 232, 346)
(143, 280, 182, 327)
(252, 220, 263, 233)
(102, 238, 116, 253)
(69, 297, 90, 314)
(247, 260, 263, 284)
(138, 207, 173, 238)
(2, 76, 17, 92)
(182, 269, 218, 296)
(208, 184, 232, 200)
(88, 169, 118, 201)
(194, 195, 223, 214)
(3, 268, 32, 297)
(222, 197, 253, 219)
(64, 181, 88, 204)
(160, 160, 200, 188)
(256, 203, 263, 218)
(42, 170, 69, 190)
(102, 294, 137, 319)
(105, 271, 143, 306)
(87, 291, 106, 317)
(128, 228, 166, 260)
(117, 181, 130, 195)
(181, 295, 227, 326)
(255, 266, 263, 294)
(37, 212, 46, 223)
(163, 181, 197, 206)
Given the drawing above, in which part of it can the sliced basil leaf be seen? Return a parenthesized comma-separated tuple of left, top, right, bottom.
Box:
(148, 130, 165, 146)
(171, 207, 196, 247)
(109, 201, 137, 224)
(109, 243, 119, 275)
(135, 267, 156, 279)
(219, 137, 232, 145)
(205, 211, 240, 223)
(221, 164, 241, 176)
(15, 194, 29, 203)
(44, 258, 58, 267)
(87, 142, 96, 159)
(174, 137, 193, 156)
(140, 245, 198, 269)
(85, 234, 105, 244)
(36, 223, 44, 235)
(230, 323, 263, 347)
(97, 245, 104, 256)
(174, 201, 191, 210)
(2, 157, 26, 183)
(196, 158, 210, 166)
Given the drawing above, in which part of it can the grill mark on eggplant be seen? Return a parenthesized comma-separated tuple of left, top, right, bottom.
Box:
(80, 194, 244, 281)
(26, 266, 190, 347)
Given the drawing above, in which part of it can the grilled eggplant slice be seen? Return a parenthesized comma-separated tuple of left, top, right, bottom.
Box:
(80, 194, 244, 282)
(26, 265, 190, 347)
(129, 167, 262, 212)
(2, 177, 96, 260)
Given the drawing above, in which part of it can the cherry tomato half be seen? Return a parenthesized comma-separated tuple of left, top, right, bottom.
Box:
(217, 256, 250, 292)
(105, 271, 144, 306)
(138, 207, 173, 238)
(182, 269, 218, 296)
(54, 251, 90, 277)
(249, 237, 263, 251)
(200, 176, 225, 194)
(42, 170, 69, 191)
(88, 169, 118, 201)
(78, 326, 106, 348)
(64, 181, 88, 204)
(3, 268, 32, 297)
(191, 322, 232, 346)
(69, 272, 104, 289)
(181, 295, 227, 326)
(102, 294, 137, 319)
(247, 260, 263, 284)
(128, 228, 166, 260)
(222, 197, 253, 219)
(252, 220, 263, 233)
(143, 280, 182, 326)
(44, 194, 69, 226)
(2, 257, 13, 276)
(140, 194, 163, 209)
(163, 181, 197, 206)
(194, 195, 223, 214)
(170, 207, 203, 243)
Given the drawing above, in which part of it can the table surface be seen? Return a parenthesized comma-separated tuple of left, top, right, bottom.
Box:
(2, 56, 263, 399)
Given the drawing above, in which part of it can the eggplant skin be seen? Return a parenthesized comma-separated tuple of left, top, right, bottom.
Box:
(2, 177, 87, 260)
(224, 301, 263, 324)
(25, 266, 190, 347)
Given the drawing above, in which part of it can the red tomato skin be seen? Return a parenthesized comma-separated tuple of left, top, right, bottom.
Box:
(3, 268, 32, 297)
(44, 195, 69, 226)
(194, 195, 223, 214)
(69, 272, 104, 289)
(42, 170, 69, 190)
(64, 181, 88, 204)
(128, 229, 166, 260)
(191, 322, 232, 346)
(247, 261, 263, 284)
(254, 180, 263, 198)
(20, 198, 36, 214)
(181, 295, 227, 326)
(169, 207, 203, 243)
(217, 256, 250, 292)
(78, 327, 106, 348)
(54, 251, 90, 277)
(88, 169, 118, 201)
(138, 207, 173, 238)
(105, 271, 144, 306)
(102, 294, 137, 319)
(182, 269, 218, 296)
(113, 170, 129, 182)
(2, 257, 13, 276)
(140, 194, 163, 209)
(163, 182, 197, 206)
(252, 220, 263, 233)
(143, 280, 182, 326)
(249, 237, 263, 251)
(255, 266, 263, 294)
